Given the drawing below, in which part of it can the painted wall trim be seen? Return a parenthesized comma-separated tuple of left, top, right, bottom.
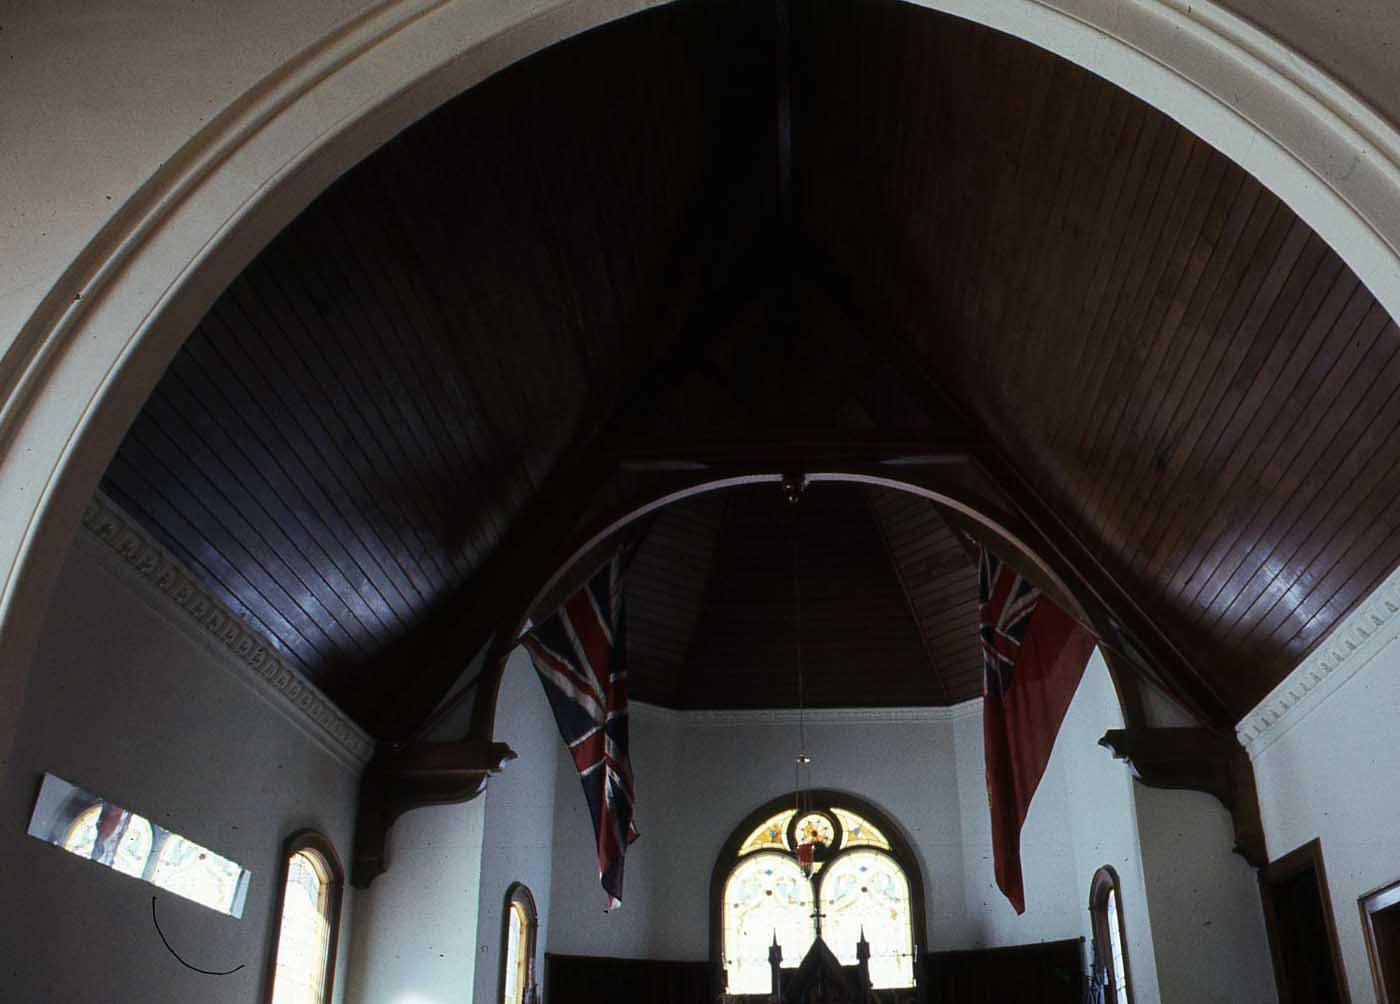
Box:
(632, 698, 982, 726)
(79, 491, 375, 768)
(1236, 558, 1400, 758)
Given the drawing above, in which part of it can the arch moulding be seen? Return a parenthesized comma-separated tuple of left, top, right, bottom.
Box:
(3, 0, 1400, 770)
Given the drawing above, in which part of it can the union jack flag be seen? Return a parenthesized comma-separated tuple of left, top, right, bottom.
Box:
(521, 555, 639, 909)
(979, 550, 1042, 695)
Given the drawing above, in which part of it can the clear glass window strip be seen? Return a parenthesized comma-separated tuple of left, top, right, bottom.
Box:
(503, 902, 527, 1004)
(832, 807, 891, 850)
(722, 852, 816, 994)
(269, 850, 333, 1004)
(738, 810, 795, 856)
(1106, 889, 1128, 997)
(818, 849, 915, 988)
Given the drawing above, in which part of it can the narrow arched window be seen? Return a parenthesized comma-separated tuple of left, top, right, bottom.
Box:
(266, 832, 343, 1004)
(712, 792, 924, 996)
(1089, 866, 1131, 1004)
(501, 883, 539, 1004)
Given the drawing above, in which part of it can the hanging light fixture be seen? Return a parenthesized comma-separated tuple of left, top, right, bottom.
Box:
(782, 474, 828, 879)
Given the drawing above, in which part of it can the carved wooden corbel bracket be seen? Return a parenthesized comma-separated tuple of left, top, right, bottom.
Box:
(351, 738, 517, 887)
(1099, 727, 1267, 868)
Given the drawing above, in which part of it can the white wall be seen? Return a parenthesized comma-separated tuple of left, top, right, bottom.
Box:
(546, 700, 682, 959)
(0, 535, 359, 1004)
(538, 649, 1281, 1004)
(953, 652, 1147, 976)
(345, 799, 487, 1004)
(548, 703, 970, 961)
(472, 649, 560, 1004)
(1251, 628, 1400, 1004)
(1133, 786, 1276, 1004)
(343, 650, 561, 1004)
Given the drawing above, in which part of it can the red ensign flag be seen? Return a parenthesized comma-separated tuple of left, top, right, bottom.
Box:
(979, 547, 1095, 914)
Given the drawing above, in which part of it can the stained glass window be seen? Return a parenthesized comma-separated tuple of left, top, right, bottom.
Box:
(722, 852, 815, 993)
(738, 811, 794, 856)
(1090, 866, 1131, 1004)
(29, 773, 251, 918)
(501, 884, 538, 1004)
(794, 813, 836, 850)
(720, 800, 919, 994)
(153, 830, 248, 914)
(833, 807, 891, 850)
(64, 803, 154, 878)
(269, 850, 333, 1004)
(818, 850, 915, 988)
(1106, 889, 1128, 998)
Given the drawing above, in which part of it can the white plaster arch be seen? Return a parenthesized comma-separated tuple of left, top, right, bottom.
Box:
(3, 0, 1400, 765)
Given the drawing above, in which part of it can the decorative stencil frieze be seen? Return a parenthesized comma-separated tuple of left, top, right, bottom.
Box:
(81, 493, 374, 766)
(1237, 563, 1400, 758)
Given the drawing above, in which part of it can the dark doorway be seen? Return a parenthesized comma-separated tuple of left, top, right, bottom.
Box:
(1260, 839, 1351, 1004)
(1361, 877, 1400, 1002)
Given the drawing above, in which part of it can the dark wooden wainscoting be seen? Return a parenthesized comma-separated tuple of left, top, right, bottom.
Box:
(923, 938, 1084, 1004)
(546, 953, 715, 1004)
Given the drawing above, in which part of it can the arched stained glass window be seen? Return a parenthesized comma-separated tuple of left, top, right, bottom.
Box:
(723, 852, 815, 993)
(738, 811, 795, 856)
(501, 883, 538, 1004)
(832, 807, 891, 850)
(1089, 866, 1132, 1004)
(266, 832, 343, 1004)
(819, 849, 914, 988)
(713, 793, 924, 996)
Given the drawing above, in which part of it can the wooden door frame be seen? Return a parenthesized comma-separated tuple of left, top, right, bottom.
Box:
(1360, 877, 1400, 1003)
(1259, 837, 1352, 1004)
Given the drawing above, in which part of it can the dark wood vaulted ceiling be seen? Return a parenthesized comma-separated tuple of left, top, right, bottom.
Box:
(97, 0, 1400, 734)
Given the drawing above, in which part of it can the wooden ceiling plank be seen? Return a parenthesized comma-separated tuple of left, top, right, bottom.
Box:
(1215, 325, 1400, 649)
(1171, 273, 1375, 620)
(103, 449, 342, 672)
(121, 416, 378, 661)
(230, 262, 457, 592)
(868, 488, 954, 703)
(179, 310, 433, 615)
(1009, 84, 1142, 418)
(1055, 119, 1200, 465)
(325, 172, 510, 563)
(1073, 139, 1229, 533)
(1030, 95, 1158, 453)
(1118, 202, 1302, 574)
(1076, 158, 1249, 549)
(136, 369, 402, 645)
(262, 228, 479, 580)
(1104, 178, 1276, 572)
(956, 46, 1066, 398)
(100, 475, 325, 678)
(1141, 235, 1341, 601)
(998, 61, 1116, 400)
(798, 232, 1229, 722)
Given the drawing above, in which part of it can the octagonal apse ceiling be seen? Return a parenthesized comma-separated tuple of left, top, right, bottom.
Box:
(97, 0, 1400, 736)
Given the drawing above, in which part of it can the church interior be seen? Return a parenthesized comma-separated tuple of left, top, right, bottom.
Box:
(4, 0, 1400, 1002)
